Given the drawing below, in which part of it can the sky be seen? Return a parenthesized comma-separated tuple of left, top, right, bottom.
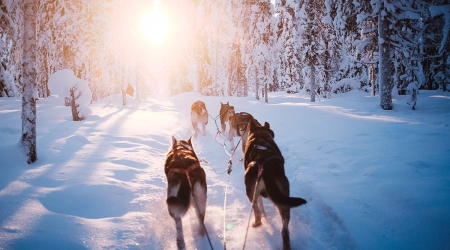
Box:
(1, 85, 450, 249)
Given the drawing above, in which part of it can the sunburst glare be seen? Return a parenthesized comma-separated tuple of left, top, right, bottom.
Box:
(141, 9, 169, 44)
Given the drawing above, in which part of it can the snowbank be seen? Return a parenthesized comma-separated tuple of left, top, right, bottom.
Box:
(48, 69, 92, 119)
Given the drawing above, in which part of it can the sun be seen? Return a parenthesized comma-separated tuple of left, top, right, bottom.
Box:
(141, 10, 169, 44)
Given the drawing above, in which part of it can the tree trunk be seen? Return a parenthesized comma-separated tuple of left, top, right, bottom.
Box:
(243, 77, 248, 97)
(20, 0, 38, 164)
(122, 88, 127, 106)
(255, 68, 259, 100)
(370, 64, 376, 96)
(264, 83, 269, 103)
(70, 88, 82, 121)
(378, 6, 394, 110)
(121, 66, 128, 106)
(136, 72, 141, 103)
(310, 65, 316, 102)
(141, 73, 147, 100)
(442, 51, 447, 92)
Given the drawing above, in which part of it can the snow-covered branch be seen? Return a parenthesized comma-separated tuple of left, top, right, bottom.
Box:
(429, 5, 450, 54)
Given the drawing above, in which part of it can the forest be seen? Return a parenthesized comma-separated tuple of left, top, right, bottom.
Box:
(0, 0, 449, 105)
(0, 1, 450, 247)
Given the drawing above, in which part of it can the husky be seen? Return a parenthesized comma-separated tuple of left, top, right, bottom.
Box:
(228, 112, 253, 152)
(243, 118, 307, 250)
(219, 102, 235, 133)
(191, 101, 208, 137)
(164, 136, 207, 250)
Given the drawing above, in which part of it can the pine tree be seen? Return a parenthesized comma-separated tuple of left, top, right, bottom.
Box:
(229, 33, 246, 96)
(298, 0, 327, 102)
(358, 0, 379, 96)
(276, 0, 301, 93)
(240, 0, 274, 101)
(0, 1, 22, 98)
(229, 0, 247, 96)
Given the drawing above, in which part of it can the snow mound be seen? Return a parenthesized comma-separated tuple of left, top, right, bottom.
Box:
(47, 69, 92, 119)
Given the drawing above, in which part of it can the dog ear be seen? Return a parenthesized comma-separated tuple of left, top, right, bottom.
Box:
(220, 102, 223, 106)
(249, 118, 257, 131)
(264, 122, 270, 129)
(227, 101, 229, 105)
(187, 136, 192, 146)
(171, 135, 177, 148)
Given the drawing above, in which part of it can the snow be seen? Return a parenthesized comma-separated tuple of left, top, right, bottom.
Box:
(48, 69, 92, 119)
(1, 90, 450, 249)
(332, 78, 361, 93)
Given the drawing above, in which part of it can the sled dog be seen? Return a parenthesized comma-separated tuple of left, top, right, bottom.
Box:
(164, 136, 207, 250)
(243, 118, 307, 250)
(228, 112, 253, 152)
(219, 102, 235, 133)
(191, 101, 208, 137)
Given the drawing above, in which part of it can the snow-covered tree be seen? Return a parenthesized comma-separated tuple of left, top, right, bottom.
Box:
(369, 0, 449, 110)
(20, 0, 37, 164)
(298, 0, 328, 102)
(229, 33, 247, 96)
(0, 1, 22, 97)
(376, 0, 395, 110)
(275, 0, 301, 93)
(240, 0, 274, 101)
(422, 2, 450, 92)
(357, 0, 379, 96)
(48, 69, 92, 121)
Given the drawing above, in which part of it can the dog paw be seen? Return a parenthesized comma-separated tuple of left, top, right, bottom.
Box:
(252, 220, 262, 227)
(198, 227, 206, 237)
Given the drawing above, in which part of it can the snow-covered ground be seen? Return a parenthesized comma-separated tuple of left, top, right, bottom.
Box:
(1, 90, 450, 250)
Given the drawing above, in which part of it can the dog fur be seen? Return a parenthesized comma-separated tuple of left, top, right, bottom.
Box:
(164, 136, 207, 250)
(219, 102, 235, 133)
(191, 101, 208, 137)
(243, 118, 307, 250)
(228, 112, 253, 152)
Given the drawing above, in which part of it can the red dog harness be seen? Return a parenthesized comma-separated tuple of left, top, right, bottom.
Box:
(168, 162, 201, 188)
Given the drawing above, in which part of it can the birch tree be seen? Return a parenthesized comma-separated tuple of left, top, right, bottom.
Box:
(20, 0, 37, 164)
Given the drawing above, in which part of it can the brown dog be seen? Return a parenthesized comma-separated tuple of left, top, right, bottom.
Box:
(244, 118, 307, 250)
(228, 112, 253, 152)
(164, 136, 207, 249)
(219, 102, 235, 133)
(191, 101, 208, 137)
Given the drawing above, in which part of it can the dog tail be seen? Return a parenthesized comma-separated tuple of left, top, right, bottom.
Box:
(262, 167, 307, 208)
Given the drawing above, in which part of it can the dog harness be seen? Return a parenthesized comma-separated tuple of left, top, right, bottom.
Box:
(234, 112, 252, 136)
(168, 161, 200, 188)
(248, 141, 285, 178)
(168, 145, 201, 188)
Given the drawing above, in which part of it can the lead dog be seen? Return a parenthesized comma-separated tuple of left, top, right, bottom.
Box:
(228, 112, 253, 152)
(191, 101, 208, 137)
(219, 102, 235, 133)
(164, 136, 207, 250)
(244, 118, 307, 250)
